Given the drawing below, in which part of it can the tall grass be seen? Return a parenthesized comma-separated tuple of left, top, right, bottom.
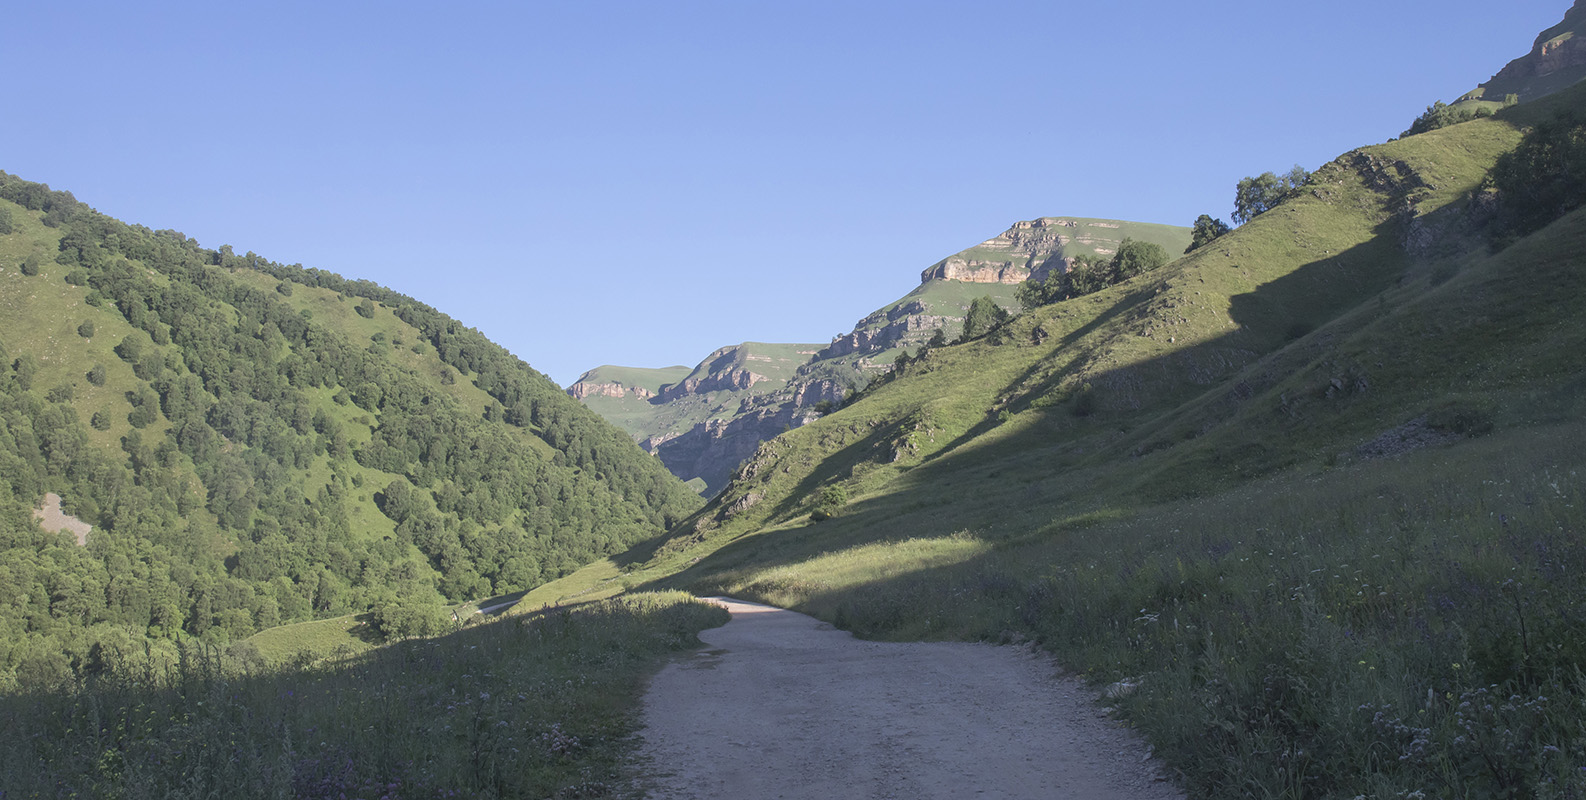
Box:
(696, 425, 1586, 798)
(0, 592, 727, 799)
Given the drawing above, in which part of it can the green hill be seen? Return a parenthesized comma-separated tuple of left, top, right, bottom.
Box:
(0, 174, 702, 688)
(581, 83, 1586, 796)
(571, 217, 1189, 497)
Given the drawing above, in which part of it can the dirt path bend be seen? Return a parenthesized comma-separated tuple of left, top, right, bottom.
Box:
(637, 597, 1182, 800)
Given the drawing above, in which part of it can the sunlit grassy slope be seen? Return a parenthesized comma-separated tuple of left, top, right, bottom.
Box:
(546, 83, 1586, 797)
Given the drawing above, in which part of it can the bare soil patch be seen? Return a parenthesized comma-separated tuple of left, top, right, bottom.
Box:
(33, 492, 91, 546)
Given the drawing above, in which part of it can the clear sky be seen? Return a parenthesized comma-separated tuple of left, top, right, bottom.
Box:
(2, 1, 1569, 386)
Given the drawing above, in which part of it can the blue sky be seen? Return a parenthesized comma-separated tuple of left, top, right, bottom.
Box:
(2, 1, 1568, 385)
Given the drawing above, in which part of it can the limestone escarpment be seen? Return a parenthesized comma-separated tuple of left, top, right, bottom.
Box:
(917, 217, 1146, 285)
(567, 380, 656, 400)
(1475, 0, 1586, 101)
(818, 302, 953, 359)
(570, 216, 1188, 496)
(920, 258, 1035, 285)
(656, 367, 767, 402)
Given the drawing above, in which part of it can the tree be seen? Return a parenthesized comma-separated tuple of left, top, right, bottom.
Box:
(1111, 238, 1168, 280)
(91, 409, 112, 431)
(21, 251, 41, 276)
(958, 296, 1011, 342)
(1491, 113, 1586, 238)
(1066, 254, 1111, 296)
(1233, 166, 1310, 224)
(1186, 214, 1231, 252)
(77, 320, 95, 339)
(86, 364, 106, 386)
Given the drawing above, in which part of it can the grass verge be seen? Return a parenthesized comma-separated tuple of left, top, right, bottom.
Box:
(0, 592, 727, 800)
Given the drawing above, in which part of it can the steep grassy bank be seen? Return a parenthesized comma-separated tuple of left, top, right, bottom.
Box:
(593, 90, 1586, 796)
(683, 425, 1586, 797)
(0, 592, 727, 799)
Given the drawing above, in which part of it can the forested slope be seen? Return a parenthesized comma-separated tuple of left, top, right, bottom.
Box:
(0, 173, 700, 689)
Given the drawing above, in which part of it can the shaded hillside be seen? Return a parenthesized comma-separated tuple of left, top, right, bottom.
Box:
(610, 81, 1586, 796)
(0, 175, 700, 688)
(572, 218, 1188, 496)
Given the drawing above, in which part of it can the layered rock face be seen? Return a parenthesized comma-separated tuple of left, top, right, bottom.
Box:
(917, 217, 1131, 285)
(818, 302, 952, 359)
(572, 216, 1188, 496)
(567, 380, 655, 400)
(655, 345, 772, 402)
(1476, 0, 1586, 100)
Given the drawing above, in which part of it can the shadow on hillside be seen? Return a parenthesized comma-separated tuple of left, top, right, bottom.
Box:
(644, 210, 1437, 591)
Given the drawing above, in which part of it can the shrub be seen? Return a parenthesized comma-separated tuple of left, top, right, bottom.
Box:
(1490, 112, 1586, 239)
(810, 485, 848, 521)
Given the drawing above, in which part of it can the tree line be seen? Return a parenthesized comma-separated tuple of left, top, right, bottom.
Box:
(0, 170, 700, 689)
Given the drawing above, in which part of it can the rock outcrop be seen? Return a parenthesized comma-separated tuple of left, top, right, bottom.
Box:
(570, 216, 1189, 497)
(1475, 0, 1586, 101)
(567, 380, 655, 400)
(818, 302, 954, 359)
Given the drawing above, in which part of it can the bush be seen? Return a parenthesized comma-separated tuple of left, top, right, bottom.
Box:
(76, 320, 94, 338)
(810, 485, 848, 521)
(1402, 100, 1496, 138)
(0, 206, 13, 235)
(90, 409, 112, 431)
(1427, 399, 1495, 437)
(20, 251, 41, 276)
(371, 602, 453, 641)
(1490, 112, 1586, 239)
(1234, 166, 1310, 224)
(957, 296, 1011, 342)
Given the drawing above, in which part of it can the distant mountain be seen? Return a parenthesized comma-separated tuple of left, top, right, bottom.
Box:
(569, 217, 1189, 495)
(0, 174, 701, 686)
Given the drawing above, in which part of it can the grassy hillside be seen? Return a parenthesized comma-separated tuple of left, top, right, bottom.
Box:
(569, 85, 1586, 796)
(573, 217, 1190, 499)
(0, 174, 702, 691)
(575, 342, 821, 445)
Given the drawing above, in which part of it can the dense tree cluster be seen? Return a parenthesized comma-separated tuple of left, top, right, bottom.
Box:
(0, 171, 701, 689)
(957, 296, 1011, 343)
(1401, 96, 1516, 138)
(1015, 238, 1171, 309)
(1232, 166, 1311, 225)
(1490, 112, 1586, 239)
(1185, 214, 1231, 253)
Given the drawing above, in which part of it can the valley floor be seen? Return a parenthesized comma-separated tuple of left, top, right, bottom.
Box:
(636, 597, 1181, 799)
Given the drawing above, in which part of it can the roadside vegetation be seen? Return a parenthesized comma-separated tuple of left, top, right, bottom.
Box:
(612, 86, 1586, 797)
(0, 592, 727, 799)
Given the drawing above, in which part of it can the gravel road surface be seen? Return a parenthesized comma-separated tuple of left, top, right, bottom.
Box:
(636, 597, 1183, 799)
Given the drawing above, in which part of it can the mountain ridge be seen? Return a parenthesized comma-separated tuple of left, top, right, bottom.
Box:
(571, 216, 1190, 495)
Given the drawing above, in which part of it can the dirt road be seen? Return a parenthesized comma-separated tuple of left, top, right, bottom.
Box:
(637, 597, 1183, 799)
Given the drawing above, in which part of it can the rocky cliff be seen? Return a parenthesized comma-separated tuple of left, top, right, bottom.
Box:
(1473, 0, 1586, 101)
(567, 380, 656, 400)
(573, 216, 1189, 496)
